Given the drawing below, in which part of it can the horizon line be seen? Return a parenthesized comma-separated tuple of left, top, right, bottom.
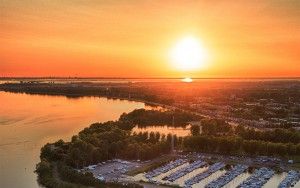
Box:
(0, 76, 299, 80)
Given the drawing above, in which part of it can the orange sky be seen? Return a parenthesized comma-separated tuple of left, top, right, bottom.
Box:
(1, 0, 300, 78)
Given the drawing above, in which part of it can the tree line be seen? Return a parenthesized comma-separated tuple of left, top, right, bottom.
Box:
(119, 108, 201, 128)
(183, 135, 300, 156)
(236, 125, 300, 144)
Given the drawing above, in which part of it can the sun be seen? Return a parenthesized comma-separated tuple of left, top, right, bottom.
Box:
(169, 36, 207, 71)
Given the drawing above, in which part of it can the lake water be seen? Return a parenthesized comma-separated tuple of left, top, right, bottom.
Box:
(0, 91, 147, 188)
(132, 125, 191, 137)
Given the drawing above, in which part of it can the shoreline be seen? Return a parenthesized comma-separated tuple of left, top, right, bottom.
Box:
(1, 88, 299, 187)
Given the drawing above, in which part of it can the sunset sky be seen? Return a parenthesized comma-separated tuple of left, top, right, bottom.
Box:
(1, 0, 300, 78)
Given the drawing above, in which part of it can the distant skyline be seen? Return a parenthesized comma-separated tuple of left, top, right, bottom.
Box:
(1, 0, 300, 78)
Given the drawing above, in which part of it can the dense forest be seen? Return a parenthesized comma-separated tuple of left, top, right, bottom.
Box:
(184, 135, 300, 156)
(119, 108, 201, 127)
(186, 123, 300, 156)
(236, 126, 300, 144)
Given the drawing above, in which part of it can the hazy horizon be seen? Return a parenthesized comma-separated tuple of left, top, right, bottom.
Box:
(0, 76, 300, 79)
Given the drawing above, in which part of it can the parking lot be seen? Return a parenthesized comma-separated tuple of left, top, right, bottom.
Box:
(87, 159, 141, 182)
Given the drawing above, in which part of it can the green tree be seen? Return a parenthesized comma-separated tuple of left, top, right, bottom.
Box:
(190, 125, 200, 136)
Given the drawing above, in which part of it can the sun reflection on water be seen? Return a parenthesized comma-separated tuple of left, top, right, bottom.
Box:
(182, 77, 193, 83)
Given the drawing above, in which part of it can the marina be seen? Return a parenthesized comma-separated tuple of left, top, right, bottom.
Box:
(184, 162, 226, 188)
(238, 167, 274, 188)
(278, 170, 300, 188)
(145, 159, 187, 180)
(205, 164, 248, 188)
(121, 157, 300, 188)
(163, 160, 207, 182)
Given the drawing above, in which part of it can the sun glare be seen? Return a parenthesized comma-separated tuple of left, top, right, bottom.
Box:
(170, 36, 207, 71)
(182, 77, 193, 83)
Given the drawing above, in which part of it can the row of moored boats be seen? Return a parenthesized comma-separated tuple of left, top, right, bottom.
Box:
(144, 159, 300, 188)
(278, 170, 300, 188)
(205, 164, 248, 188)
(237, 167, 274, 188)
(163, 160, 207, 182)
(184, 162, 226, 188)
(145, 159, 187, 179)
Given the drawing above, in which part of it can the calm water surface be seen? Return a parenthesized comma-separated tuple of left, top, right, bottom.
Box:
(132, 125, 191, 137)
(0, 91, 147, 188)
